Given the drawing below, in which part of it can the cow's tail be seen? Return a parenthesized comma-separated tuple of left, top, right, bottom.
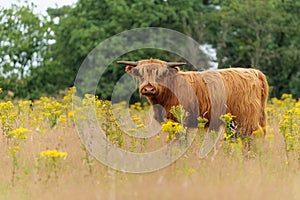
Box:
(257, 70, 269, 134)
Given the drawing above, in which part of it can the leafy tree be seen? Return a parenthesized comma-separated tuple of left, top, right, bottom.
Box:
(46, 0, 211, 101)
(205, 0, 300, 97)
(0, 3, 53, 99)
(2, 0, 299, 100)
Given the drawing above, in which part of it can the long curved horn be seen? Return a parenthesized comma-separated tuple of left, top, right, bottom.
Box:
(117, 61, 138, 66)
(167, 62, 186, 67)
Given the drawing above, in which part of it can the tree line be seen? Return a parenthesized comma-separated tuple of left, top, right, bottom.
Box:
(0, 0, 299, 100)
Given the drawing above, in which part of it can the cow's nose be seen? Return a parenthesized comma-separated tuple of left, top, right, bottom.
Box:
(141, 85, 156, 95)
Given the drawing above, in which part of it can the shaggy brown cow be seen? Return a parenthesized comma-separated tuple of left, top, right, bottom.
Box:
(118, 59, 268, 136)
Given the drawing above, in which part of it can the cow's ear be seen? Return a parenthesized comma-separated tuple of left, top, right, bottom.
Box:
(168, 66, 180, 73)
(172, 66, 180, 72)
(125, 65, 140, 77)
(167, 62, 185, 72)
(117, 61, 138, 74)
(125, 65, 135, 73)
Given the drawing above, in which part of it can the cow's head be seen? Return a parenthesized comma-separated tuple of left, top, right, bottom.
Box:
(117, 59, 186, 97)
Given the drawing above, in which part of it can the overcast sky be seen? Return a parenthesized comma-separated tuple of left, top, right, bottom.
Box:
(0, 0, 77, 14)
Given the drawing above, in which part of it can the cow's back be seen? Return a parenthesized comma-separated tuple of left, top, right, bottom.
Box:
(183, 68, 268, 135)
(218, 68, 268, 135)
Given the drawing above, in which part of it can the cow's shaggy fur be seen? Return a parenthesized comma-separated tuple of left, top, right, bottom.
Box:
(123, 59, 268, 136)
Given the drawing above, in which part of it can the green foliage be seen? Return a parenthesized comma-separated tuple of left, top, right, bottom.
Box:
(0, 3, 54, 99)
(205, 0, 300, 97)
(45, 0, 210, 101)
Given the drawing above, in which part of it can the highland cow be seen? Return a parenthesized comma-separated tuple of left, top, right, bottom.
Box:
(118, 59, 268, 136)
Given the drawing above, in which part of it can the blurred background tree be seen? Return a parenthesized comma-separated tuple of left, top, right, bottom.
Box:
(0, 0, 299, 100)
(0, 3, 53, 99)
(205, 0, 300, 97)
(45, 0, 211, 101)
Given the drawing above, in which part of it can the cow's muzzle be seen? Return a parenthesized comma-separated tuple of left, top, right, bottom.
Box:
(141, 84, 156, 96)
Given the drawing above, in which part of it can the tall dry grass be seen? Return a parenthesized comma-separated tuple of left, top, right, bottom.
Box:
(0, 126, 299, 200)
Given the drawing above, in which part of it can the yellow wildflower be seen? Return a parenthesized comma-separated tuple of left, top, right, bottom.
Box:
(132, 117, 141, 123)
(292, 124, 298, 130)
(265, 134, 275, 139)
(198, 117, 208, 128)
(252, 128, 264, 137)
(39, 149, 68, 159)
(130, 102, 142, 111)
(128, 128, 138, 133)
(166, 135, 170, 141)
(281, 93, 292, 100)
(62, 86, 76, 103)
(58, 115, 67, 124)
(223, 132, 230, 140)
(137, 123, 145, 128)
(162, 120, 181, 133)
(68, 111, 75, 119)
(7, 127, 31, 140)
(8, 145, 20, 154)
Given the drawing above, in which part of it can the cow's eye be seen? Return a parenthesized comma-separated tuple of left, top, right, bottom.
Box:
(155, 70, 167, 81)
(132, 69, 141, 77)
(162, 70, 168, 77)
(159, 68, 176, 78)
(156, 71, 167, 79)
(167, 67, 178, 74)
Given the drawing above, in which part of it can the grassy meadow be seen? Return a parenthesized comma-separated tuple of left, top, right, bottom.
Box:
(0, 88, 300, 200)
